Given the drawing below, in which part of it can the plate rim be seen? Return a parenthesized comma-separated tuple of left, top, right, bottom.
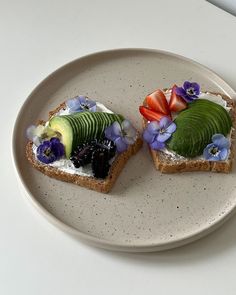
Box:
(12, 47, 236, 252)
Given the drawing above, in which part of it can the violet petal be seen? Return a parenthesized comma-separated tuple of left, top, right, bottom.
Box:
(78, 96, 87, 104)
(143, 129, 156, 144)
(203, 143, 213, 160)
(123, 136, 136, 145)
(183, 81, 192, 90)
(66, 97, 81, 111)
(122, 120, 137, 138)
(157, 132, 172, 142)
(165, 122, 177, 134)
(212, 134, 230, 149)
(175, 87, 186, 97)
(150, 140, 165, 150)
(219, 148, 228, 160)
(159, 116, 171, 129)
(192, 82, 200, 95)
(114, 137, 128, 153)
(146, 121, 160, 134)
(105, 122, 120, 141)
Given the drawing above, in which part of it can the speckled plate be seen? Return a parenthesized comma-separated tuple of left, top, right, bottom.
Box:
(12, 48, 236, 252)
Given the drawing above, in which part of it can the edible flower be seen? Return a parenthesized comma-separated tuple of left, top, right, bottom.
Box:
(26, 124, 58, 146)
(143, 117, 176, 150)
(203, 134, 230, 161)
(37, 137, 65, 164)
(66, 96, 96, 113)
(175, 81, 200, 102)
(105, 120, 137, 153)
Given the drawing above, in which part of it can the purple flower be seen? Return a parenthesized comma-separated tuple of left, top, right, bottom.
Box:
(66, 96, 96, 113)
(37, 137, 65, 164)
(175, 81, 200, 102)
(105, 120, 137, 153)
(143, 117, 176, 150)
(203, 134, 230, 161)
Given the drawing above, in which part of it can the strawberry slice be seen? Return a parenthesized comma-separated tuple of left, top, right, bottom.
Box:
(139, 106, 167, 122)
(169, 85, 187, 112)
(146, 89, 170, 115)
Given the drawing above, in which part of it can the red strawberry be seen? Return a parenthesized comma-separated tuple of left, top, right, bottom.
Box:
(146, 89, 170, 115)
(139, 106, 168, 122)
(169, 85, 187, 112)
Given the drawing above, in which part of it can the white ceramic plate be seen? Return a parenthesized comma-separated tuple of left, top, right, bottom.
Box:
(12, 48, 236, 252)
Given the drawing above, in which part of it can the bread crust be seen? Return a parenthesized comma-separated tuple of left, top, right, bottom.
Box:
(26, 102, 143, 193)
(142, 92, 236, 173)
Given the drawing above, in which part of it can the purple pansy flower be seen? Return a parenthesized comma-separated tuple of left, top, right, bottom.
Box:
(175, 81, 200, 102)
(37, 137, 65, 164)
(105, 120, 137, 153)
(203, 134, 230, 161)
(143, 117, 176, 150)
(66, 96, 96, 113)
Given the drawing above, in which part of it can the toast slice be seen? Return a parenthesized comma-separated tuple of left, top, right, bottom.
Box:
(142, 92, 236, 173)
(26, 102, 142, 193)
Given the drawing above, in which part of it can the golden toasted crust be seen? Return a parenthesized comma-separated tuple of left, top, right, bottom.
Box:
(26, 102, 143, 193)
(142, 91, 236, 173)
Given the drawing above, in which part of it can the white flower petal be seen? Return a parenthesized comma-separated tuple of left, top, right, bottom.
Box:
(26, 125, 36, 140)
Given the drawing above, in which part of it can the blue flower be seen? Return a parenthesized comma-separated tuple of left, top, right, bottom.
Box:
(37, 137, 65, 164)
(143, 117, 176, 150)
(175, 81, 200, 102)
(203, 134, 230, 161)
(66, 96, 96, 113)
(105, 120, 137, 153)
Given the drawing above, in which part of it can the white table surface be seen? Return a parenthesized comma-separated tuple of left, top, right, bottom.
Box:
(2, 0, 236, 294)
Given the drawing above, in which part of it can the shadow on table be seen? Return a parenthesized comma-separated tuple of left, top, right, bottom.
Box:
(92, 213, 236, 266)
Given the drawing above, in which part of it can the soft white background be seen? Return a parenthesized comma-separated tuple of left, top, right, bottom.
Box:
(2, 0, 236, 294)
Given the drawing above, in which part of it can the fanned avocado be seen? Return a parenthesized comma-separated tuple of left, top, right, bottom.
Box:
(49, 112, 124, 158)
(167, 99, 232, 158)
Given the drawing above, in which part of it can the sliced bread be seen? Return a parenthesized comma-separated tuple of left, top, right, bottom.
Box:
(26, 102, 142, 193)
(142, 92, 236, 173)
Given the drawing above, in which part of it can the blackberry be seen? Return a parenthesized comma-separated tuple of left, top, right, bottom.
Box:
(70, 138, 117, 177)
(91, 147, 111, 179)
(96, 138, 116, 159)
(70, 142, 95, 168)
